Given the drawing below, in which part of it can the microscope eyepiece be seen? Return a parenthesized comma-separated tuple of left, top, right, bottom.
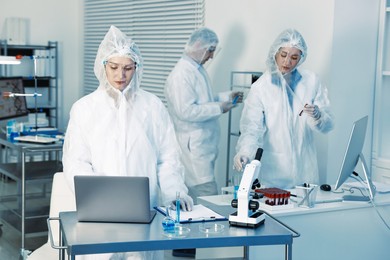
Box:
(255, 148, 263, 161)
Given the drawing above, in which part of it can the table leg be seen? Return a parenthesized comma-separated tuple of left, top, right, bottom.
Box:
(21, 151, 26, 256)
(244, 246, 249, 260)
(60, 226, 64, 260)
(285, 243, 292, 260)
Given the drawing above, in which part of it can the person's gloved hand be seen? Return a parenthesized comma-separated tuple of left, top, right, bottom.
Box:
(170, 193, 193, 212)
(220, 101, 235, 113)
(233, 154, 249, 172)
(302, 104, 321, 120)
(230, 91, 244, 104)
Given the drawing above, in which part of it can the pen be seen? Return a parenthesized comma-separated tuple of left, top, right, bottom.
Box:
(187, 216, 216, 222)
(299, 103, 308, 116)
(166, 205, 170, 218)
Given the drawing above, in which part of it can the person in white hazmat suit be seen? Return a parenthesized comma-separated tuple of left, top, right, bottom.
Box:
(165, 27, 243, 203)
(62, 25, 193, 260)
(234, 28, 334, 189)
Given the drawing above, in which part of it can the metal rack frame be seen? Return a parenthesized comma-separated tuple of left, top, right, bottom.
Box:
(226, 71, 262, 187)
(0, 40, 59, 128)
(0, 135, 62, 257)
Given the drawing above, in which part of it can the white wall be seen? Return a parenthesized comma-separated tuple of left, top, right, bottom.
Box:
(204, 0, 380, 189)
(327, 0, 379, 183)
(0, 0, 83, 130)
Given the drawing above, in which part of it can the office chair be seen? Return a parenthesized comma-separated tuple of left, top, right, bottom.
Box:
(27, 172, 75, 259)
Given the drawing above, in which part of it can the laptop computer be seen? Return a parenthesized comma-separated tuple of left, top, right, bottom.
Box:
(74, 175, 156, 223)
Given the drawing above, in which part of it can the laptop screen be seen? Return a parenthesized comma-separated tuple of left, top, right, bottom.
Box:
(74, 175, 156, 223)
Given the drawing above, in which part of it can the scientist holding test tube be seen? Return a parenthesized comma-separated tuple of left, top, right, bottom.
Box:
(234, 28, 334, 189)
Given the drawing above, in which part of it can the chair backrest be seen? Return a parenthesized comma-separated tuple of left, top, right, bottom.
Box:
(48, 172, 76, 243)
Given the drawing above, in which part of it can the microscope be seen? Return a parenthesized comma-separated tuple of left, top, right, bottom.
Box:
(229, 148, 265, 228)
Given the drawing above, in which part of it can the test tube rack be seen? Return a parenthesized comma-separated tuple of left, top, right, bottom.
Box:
(255, 187, 294, 211)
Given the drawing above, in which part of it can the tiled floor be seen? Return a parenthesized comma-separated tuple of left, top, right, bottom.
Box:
(0, 176, 192, 260)
(0, 222, 24, 260)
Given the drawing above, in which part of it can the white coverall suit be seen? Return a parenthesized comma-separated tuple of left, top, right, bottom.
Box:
(165, 28, 241, 202)
(235, 28, 334, 189)
(63, 26, 190, 260)
(165, 55, 230, 189)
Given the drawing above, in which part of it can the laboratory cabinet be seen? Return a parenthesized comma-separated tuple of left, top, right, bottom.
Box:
(0, 40, 59, 128)
(372, 0, 390, 183)
(0, 134, 62, 255)
(226, 71, 262, 187)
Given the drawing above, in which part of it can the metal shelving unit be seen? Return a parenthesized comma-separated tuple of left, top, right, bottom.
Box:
(0, 40, 60, 258)
(0, 40, 59, 128)
(225, 71, 262, 187)
(0, 134, 62, 257)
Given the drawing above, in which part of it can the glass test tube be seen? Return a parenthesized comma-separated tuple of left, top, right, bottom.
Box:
(175, 191, 180, 224)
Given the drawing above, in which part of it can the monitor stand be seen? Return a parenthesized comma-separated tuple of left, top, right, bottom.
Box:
(343, 153, 376, 202)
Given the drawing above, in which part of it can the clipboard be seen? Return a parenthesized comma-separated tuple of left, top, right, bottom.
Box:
(155, 204, 227, 223)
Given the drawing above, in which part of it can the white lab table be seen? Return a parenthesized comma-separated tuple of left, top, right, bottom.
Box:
(197, 188, 390, 260)
(57, 207, 297, 260)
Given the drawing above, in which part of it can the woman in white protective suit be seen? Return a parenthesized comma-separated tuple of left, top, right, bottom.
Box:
(164, 27, 243, 203)
(62, 25, 193, 260)
(234, 28, 334, 189)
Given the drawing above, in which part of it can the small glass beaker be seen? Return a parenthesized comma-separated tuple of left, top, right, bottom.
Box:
(161, 205, 175, 232)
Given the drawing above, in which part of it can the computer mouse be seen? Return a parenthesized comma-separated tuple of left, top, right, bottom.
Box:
(320, 184, 331, 192)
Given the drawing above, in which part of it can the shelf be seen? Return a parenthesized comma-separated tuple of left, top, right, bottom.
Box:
(0, 161, 62, 182)
(27, 104, 57, 110)
(1, 208, 49, 234)
(0, 43, 56, 57)
(383, 71, 390, 76)
(0, 43, 56, 50)
(1, 195, 50, 218)
(21, 77, 55, 87)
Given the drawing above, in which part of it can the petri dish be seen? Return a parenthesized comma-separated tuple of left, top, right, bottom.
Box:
(199, 223, 225, 234)
(163, 225, 190, 238)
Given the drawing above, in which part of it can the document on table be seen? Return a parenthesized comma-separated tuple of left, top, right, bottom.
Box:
(155, 204, 227, 223)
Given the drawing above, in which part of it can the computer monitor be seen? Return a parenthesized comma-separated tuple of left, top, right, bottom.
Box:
(334, 116, 376, 201)
(0, 77, 29, 122)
